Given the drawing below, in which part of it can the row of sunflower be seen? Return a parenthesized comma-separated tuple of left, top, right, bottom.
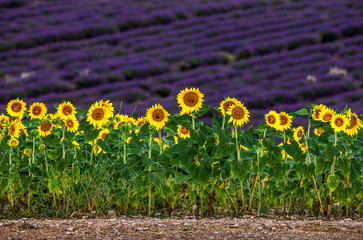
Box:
(0, 88, 362, 217)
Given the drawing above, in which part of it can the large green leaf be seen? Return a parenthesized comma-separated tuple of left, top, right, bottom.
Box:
(190, 163, 211, 184)
(327, 174, 340, 191)
(295, 108, 308, 115)
(238, 126, 254, 149)
(215, 137, 235, 158)
(196, 104, 211, 117)
(231, 158, 250, 181)
(178, 139, 198, 164)
(337, 156, 351, 176)
(315, 157, 328, 175)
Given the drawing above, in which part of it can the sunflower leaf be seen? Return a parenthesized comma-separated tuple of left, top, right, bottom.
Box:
(295, 108, 308, 115)
(196, 104, 210, 117)
(216, 137, 236, 159)
(327, 174, 340, 191)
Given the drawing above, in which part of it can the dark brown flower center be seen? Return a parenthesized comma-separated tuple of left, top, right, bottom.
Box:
(346, 115, 357, 130)
(322, 113, 332, 122)
(183, 92, 198, 107)
(152, 109, 165, 122)
(62, 106, 73, 116)
(11, 102, 22, 112)
(223, 101, 234, 111)
(101, 133, 107, 140)
(181, 127, 189, 135)
(40, 121, 52, 132)
(32, 106, 42, 115)
(267, 115, 276, 124)
(280, 115, 288, 125)
(9, 124, 16, 135)
(314, 108, 322, 119)
(297, 130, 303, 138)
(334, 118, 344, 127)
(66, 119, 74, 128)
(232, 107, 244, 120)
(92, 108, 104, 120)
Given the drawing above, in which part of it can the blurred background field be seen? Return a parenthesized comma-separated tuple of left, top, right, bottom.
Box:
(0, 0, 362, 126)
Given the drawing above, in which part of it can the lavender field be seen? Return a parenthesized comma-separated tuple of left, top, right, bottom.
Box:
(0, 0, 362, 125)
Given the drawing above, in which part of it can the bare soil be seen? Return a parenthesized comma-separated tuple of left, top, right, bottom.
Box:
(0, 215, 362, 240)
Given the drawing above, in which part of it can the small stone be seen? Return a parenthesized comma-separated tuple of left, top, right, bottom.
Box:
(65, 231, 74, 235)
(135, 227, 148, 231)
(344, 218, 352, 221)
(230, 224, 239, 228)
(289, 226, 295, 230)
(82, 215, 89, 219)
(271, 227, 276, 230)
(67, 227, 74, 231)
(257, 226, 263, 230)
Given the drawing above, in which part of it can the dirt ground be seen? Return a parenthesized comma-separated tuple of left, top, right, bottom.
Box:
(0, 214, 362, 240)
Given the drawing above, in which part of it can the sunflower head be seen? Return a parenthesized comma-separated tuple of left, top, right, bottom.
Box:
(64, 115, 79, 133)
(29, 102, 47, 119)
(311, 104, 326, 121)
(57, 101, 77, 119)
(265, 110, 280, 129)
(293, 126, 304, 142)
(8, 121, 20, 139)
(226, 103, 250, 127)
(87, 102, 112, 129)
(177, 87, 204, 114)
(146, 104, 169, 130)
(314, 128, 325, 136)
(9, 138, 19, 147)
(320, 107, 334, 122)
(331, 113, 349, 132)
(7, 99, 26, 119)
(114, 114, 130, 129)
(24, 149, 31, 157)
(343, 112, 362, 136)
(178, 125, 190, 139)
(98, 129, 110, 140)
(219, 97, 241, 116)
(276, 111, 292, 131)
(38, 120, 53, 137)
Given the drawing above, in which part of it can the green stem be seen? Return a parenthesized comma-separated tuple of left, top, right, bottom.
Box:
(328, 131, 338, 217)
(234, 125, 240, 161)
(148, 185, 152, 217)
(158, 129, 163, 154)
(225, 187, 238, 213)
(123, 133, 127, 164)
(222, 116, 225, 130)
(9, 150, 12, 173)
(32, 137, 35, 164)
(312, 175, 324, 215)
(62, 127, 65, 159)
(192, 114, 195, 131)
(240, 180, 245, 212)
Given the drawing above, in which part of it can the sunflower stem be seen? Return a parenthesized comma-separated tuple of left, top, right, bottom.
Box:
(62, 127, 65, 160)
(9, 150, 12, 173)
(32, 137, 35, 164)
(222, 116, 225, 130)
(328, 131, 338, 217)
(240, 180, 245, 212)
(234, 125, 240, 161)
(192, 114, 195, 131)
(158, 129, 163, 154)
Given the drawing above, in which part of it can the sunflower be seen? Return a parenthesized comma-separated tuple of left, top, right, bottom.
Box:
(7, 99, 26, 119)
(226, 103, 250, 127)
(39, 144, 45, 150)
(177, 87, 204, 114)
(19, 122, 28, 138)
(98, 129, 110, 140)
(265, 110, 280, 129)
(114, 114, 130, 129)
(330, 113, 349, 132)
(276, 111, 293, 131)
(320, 107, 334, 122)
(135, 117, 146, 127)
(311, 104, 326, 121)
(314, 128, 325, 136)
(299, 142, 307, 153)
(72, 140, 79, 146)
(99, 100, 114, 114)
(57, 101, 77, 120)
(344, 111, 362, 136)
(28, 102, 47, 119)
(87, 102, 112, 129)
(146, 104, 169, 130)
(38, 120, 53, 137)
(293, 126, 304, 142)
(219, 97, 241, 116)
(9, 138, 19, 147)
(64, 115, 79, 133)
(178, 125, 190, 139)
(24, 149, 31, 157)
(8, 121, 20, 139)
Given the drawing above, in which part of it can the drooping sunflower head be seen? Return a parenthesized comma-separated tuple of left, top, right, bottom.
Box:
(314, 128, 325, 136)
(311, 104, 326, 121)
(331, 113, 349, 132)
(343, 112, 362, 136)
(29, 102, 47, 119)
(114, 114, 130, 129)
(146, 104, 169, 130)
(136, 117, 146, 127)
(8, 121, 20, 139)
(87, 102, 112, 129)
(299, 142, 307, 153)
(219, 97, 241, 117)
(24, 149, 31, 157)
(293, 126, 304, 142)
(276, 111, 292, 131)
(320, 107, 334, 122)
(57, 101, 77, 119)
(38, 120, 53, 137)
(7, 99, 26, 119)
(64, 115, 79, 133)
(226, 103, 250, 127)
(98, 129, 110, 140)
(9, 138, 19, 147)
(177, 87, 204, 114)
(265, 110, 280, 129)
(177, 125, 190, 139)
